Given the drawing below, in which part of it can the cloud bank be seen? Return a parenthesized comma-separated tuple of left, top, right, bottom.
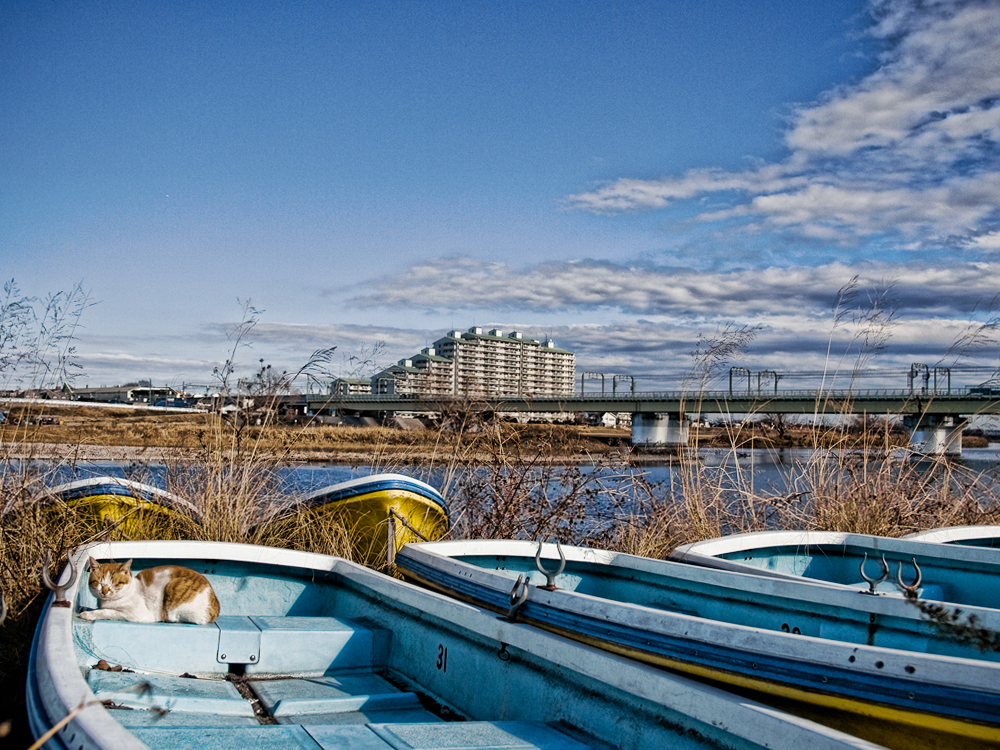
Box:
(356, 256, 1000, 319)
(565, 0, 1000, 249)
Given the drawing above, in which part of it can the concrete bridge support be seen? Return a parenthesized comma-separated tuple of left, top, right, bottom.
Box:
(632, 412, 689, 447)
(903, 414, 966, 456)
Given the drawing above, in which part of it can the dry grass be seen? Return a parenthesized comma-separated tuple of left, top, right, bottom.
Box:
(606, 418, 1000, 557)
(2, 405, 625, 462)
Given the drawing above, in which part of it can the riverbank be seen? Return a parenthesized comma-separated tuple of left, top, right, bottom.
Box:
(0, 402, 933, 464)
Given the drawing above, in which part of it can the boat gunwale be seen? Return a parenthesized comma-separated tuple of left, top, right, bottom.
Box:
(671, 529, 1000, 567)
(299, 473, 448, 512)
(405, 539, 1000, 624)
(903, 526, 1000, 545)
(39, 476, 201, 517)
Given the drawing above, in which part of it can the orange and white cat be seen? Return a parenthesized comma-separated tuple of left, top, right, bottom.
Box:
(80, 557, 220, 625)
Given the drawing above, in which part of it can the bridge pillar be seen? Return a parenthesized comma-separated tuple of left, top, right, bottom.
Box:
(632, 412, 689, 447)
(903, 414, 966, 456)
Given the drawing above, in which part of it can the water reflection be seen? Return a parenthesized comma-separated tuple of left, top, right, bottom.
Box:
(14, 446, 1000, 500)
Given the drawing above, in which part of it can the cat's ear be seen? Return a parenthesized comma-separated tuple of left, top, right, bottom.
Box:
(89, 556, 99, 569)
(123, 559, 133, 573)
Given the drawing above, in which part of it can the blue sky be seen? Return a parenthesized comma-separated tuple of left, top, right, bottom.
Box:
(3, 0, 999, 392)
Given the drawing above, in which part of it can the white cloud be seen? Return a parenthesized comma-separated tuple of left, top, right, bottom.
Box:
(566, 0, 1000, 248)
(970, 231, 1000, 250)
(356, 256, 1000, 319)
(72, 256, 999, 388)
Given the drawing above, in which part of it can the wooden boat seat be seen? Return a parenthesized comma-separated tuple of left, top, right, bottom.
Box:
(82, 614, 591, 748)
(128, 721, 589, 749)
(87, 670, 258, 726)
(82, 615, 390, 676)
(251, 671, 431, 723)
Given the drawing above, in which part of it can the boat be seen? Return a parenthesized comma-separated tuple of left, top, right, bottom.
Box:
(396, 538, 1000, 750)
(38, 476, 200, 539)
(25, 541, 882, 750)
(904, 525, 1000, 548)
(669, 529, 1000, 608)
(270, 473, 449, 567)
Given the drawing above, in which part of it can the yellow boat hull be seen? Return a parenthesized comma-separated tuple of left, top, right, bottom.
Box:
(42, 478, 198, 540)
(282, 474, 449, 568)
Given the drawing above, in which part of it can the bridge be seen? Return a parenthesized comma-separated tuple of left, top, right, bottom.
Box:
(305, 387, 1000, 456)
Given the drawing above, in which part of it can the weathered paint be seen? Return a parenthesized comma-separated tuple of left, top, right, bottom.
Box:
(397, 539, 1000, 749)
(27, 540, 883, 750)
(673, 530, 1000, 607)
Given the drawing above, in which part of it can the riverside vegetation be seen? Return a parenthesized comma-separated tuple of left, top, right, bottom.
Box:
(2, 280, 1000, 743)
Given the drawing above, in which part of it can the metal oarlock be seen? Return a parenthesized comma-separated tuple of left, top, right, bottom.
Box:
(859, 553, 889, 595)
(507, 574, 528, 620)
(41, 549, 78, 608)
(0, 587, 7, 626)
(896, 557, 923, 597)
(534, 540, 566, 591)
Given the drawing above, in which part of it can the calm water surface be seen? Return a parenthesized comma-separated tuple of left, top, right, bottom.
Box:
(23, 446, 1000, 500)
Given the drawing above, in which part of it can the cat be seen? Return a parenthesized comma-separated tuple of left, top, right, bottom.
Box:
(79, 557, 220, 625)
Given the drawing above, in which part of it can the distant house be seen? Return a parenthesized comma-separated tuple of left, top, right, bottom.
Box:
(331, 378, 372, 396)
(71, 384, 179, 405)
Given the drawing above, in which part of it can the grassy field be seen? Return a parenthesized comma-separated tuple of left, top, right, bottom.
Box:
(2, 401, 950, 462)
(1, 403, 629, 461)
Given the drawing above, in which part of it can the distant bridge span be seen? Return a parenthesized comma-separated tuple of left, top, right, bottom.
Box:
(306, 388, 1000, 456)
(306, 388, 1000, 416)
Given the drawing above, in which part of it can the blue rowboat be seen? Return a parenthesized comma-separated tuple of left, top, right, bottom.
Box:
(670, 530, 1000, 608)
(273, 473, 449, 567)
(25, 540, 878, 750)
(39, 477, 200, 538)
(396, 539, 1000, 750)
(904, 525, 1000, 548)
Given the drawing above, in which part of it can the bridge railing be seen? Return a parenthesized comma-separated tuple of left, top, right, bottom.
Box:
(310, 387, 996, 403)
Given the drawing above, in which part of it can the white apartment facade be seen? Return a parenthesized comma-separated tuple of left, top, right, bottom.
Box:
(371, 327, 575, 398)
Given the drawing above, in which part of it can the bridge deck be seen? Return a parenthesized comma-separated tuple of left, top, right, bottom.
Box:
(305, 389, 1000, 416)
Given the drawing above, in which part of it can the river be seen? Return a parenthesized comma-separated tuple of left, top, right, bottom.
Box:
(18, 445, 1000, 501)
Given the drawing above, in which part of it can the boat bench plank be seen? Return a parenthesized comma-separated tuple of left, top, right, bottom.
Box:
(131, 721, 589, 750)
(83, 615, 389, 675)
(252, 672, 434, 723)
(132, 724, 324, 750)
(88, 670, 255, 718)
(361, 721, 590, 749)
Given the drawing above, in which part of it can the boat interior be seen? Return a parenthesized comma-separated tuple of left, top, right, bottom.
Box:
(67, 556, 712, 750)
(709, 542, 999, 608)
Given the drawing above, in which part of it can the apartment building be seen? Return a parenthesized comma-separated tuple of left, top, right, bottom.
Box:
(371, 326, 575, 397)
(331, 378, 372, 396)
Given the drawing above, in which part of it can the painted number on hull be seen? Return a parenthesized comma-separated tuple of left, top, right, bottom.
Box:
(436, 644, 448, 672)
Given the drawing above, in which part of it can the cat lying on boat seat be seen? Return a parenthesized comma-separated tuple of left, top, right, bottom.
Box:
(79, 558, 220, 625)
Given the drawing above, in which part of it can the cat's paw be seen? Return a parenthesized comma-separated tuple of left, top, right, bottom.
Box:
(78, 609, 100, 621)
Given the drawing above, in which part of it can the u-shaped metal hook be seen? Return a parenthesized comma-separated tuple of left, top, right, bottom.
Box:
(535, 540, 566, 591)
(41, 549, 78, 608)
(0, 587, 7, 626)
(896, 558, 922, 596)
(859, 553, 889, 595)
(507, 574, 528, 620)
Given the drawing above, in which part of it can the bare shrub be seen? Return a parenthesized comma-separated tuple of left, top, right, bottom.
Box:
(445, 415, 647, 548)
